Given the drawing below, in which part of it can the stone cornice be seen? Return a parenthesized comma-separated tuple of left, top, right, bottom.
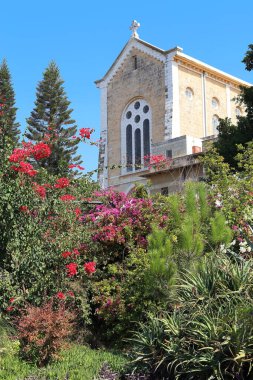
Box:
(174, 53, 251, 88)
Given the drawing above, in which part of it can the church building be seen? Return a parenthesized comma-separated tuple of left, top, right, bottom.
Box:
(95, 21, 250, 194)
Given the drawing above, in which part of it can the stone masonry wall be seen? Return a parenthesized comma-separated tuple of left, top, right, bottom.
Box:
(178, 66, 203, 137)
(106, 47, 165, 183)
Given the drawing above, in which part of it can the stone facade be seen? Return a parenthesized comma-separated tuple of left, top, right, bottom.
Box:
(95, 33, 250, 194)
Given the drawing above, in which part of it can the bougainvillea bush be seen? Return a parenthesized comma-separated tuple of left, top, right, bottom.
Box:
(83, 183, 235, 342)
(0, 130, 98, 337)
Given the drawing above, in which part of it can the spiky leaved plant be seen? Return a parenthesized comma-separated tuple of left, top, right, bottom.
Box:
(129, 254, 253, 379)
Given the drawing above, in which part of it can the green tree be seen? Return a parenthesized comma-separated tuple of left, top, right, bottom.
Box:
(0, 59, 20, 151)
(242, 43, 253, 71)
(214, 44, 253, 169)
(25, 61, 82, 175)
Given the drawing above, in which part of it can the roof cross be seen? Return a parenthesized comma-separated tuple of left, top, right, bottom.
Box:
(130, 20, 140, 38)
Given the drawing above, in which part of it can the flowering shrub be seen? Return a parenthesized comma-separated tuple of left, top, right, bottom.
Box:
(85, 189, 163, 249)
(17, 300, 76, 366)
(0, 130, 98, 324)
(144, 154, 172, 170)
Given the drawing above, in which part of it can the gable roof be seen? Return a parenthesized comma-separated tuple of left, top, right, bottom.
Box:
(95, 37, 252, 88)
(95, 37, 180, 88)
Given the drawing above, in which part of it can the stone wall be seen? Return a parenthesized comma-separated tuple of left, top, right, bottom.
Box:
(106, 48, 165, 183)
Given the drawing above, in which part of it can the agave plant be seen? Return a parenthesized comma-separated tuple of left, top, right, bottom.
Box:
(129, 255, 253, 379)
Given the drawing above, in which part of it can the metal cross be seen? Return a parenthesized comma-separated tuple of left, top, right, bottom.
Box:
(130, 20, 140, 38)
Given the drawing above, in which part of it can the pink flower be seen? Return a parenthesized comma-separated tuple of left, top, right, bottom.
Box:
(84, 261, 96, 275)
(9, 297, 15, 303)
(67, 291, 75, 298)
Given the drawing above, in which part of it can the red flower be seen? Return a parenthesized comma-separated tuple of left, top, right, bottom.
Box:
(11, 161, 37, 176)
(19, 205, 29, 213)
(68, 164, 76, 169)
(74, 208, 82, 217)
(79, 128, 92, 139)
(6, 306, 14, 312)
(55, 177, 70, 189)
(62, 251, 72, 259)
(33, 183, 46, 199)
(9, 297, 15, 303)
(56, 292, 66, 300)
(77, 165, 85, 170)
(67, 291, 75, 298)
(59, 194, 76, 202)
(84, 261, 96, 275)
(72, 248, 80, 256)
(32, 142, 51, 160)
(9, 148, 31, 163)
(66, 262, 78, 277)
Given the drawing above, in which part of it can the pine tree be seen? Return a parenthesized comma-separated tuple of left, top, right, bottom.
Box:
(25, 61, 82, 175)
(0, 59, 20, 150)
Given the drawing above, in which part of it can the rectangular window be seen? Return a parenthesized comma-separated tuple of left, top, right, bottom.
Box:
(166, 149, 172, 158)
(133, 56, 138, 70)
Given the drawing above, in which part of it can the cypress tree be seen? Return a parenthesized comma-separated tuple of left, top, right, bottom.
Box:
(0, 59, 20, 150)
(25, 61, 82, 175)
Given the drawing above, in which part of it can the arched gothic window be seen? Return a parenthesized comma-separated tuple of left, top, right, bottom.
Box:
(121, 99, 151, 172)
(212, 114, 219, 135)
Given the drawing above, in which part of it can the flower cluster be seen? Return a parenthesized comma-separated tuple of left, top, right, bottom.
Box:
(33, 182, 47, 199)
(66, 262, 78, 277)
(84, 261, 96, 275)
(32, 142, 51, 160)
(56, 291, 75, 300)
(79, 128, 93, 140)
(65, 261, 96, 277)
(54, 177, 70, 189)
(9, 142, 51, 163)
(85, 190, 157, 247)
(144, 154, 172, 171)
(6, 297, 15, 312)
(59, 194, 76, 202)
(11, 161, 38, 176)
(61, 248, 80, 259)
(9, 142, 51, 177)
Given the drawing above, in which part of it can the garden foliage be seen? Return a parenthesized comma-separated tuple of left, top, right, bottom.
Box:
(0, 88, 253, 378)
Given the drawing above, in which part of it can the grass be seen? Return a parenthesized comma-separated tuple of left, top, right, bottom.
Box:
(0, 322, 127, 380)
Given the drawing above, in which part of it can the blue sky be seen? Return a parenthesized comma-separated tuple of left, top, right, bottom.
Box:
(1, 0, 253, 174)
